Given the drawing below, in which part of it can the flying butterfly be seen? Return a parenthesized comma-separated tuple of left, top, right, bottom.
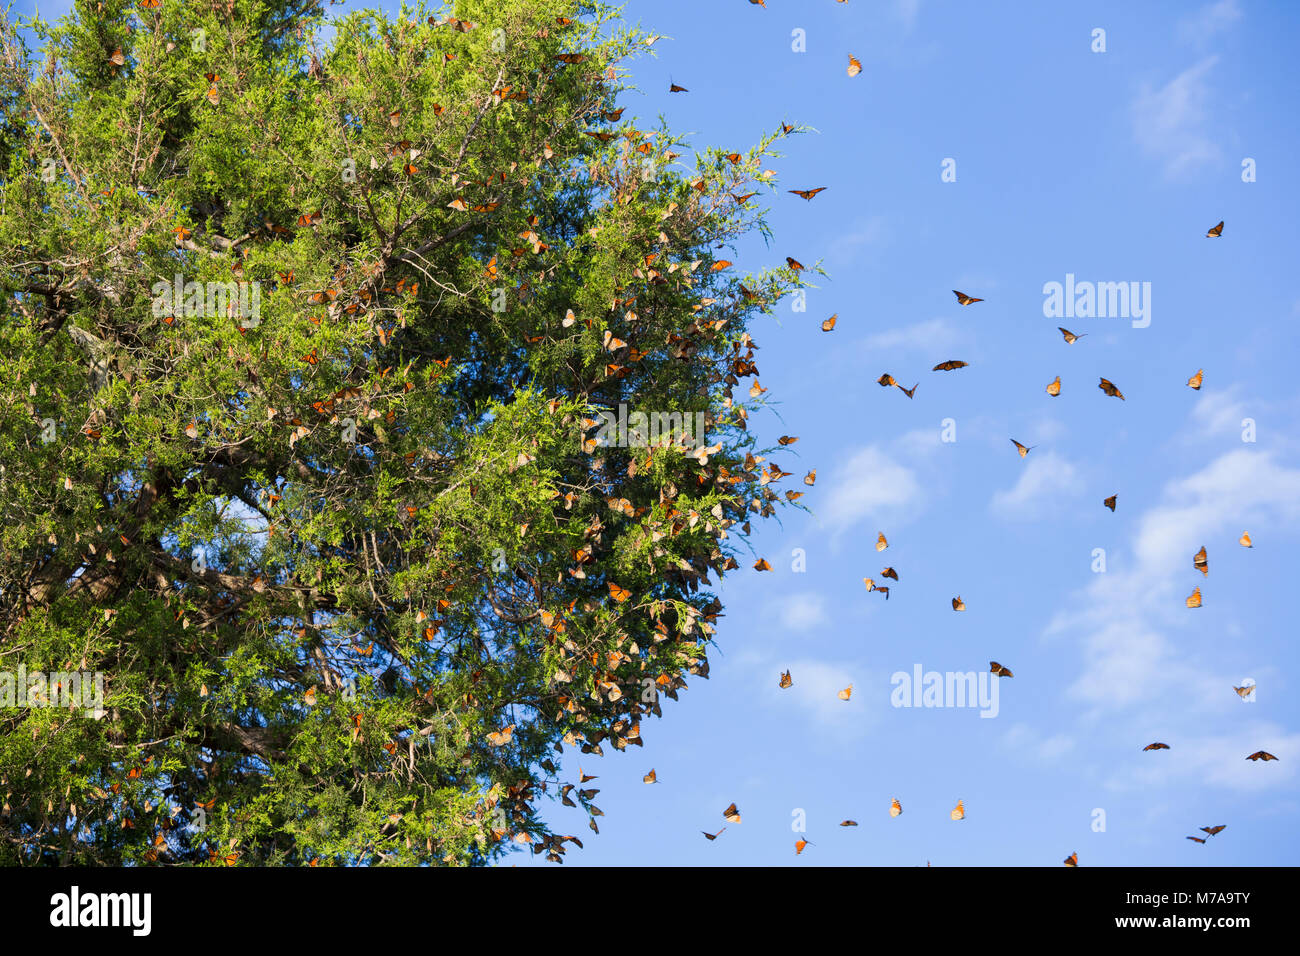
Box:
(876, 532, 888, 552)
(1064, 852, 1078, 867)
(1240, 531, 1252, 548)
(607, 582, 632, 603)
(1010, 439, 1036, 458)
(723, 803, 742, 823)
(952, 290, 983, 305)
(840, 820, 859, 827)
(643, 769, 657, 784)
(952, 596, 965, 611)
(788, 187, 827, 201)
(890, 798, 903, 818)
(1058, 327, 1086, 344)
(1187, 836, 1206, 844)
(950, 800, 965, 821)
(847, 54, 862, 77)
(795, 839, 810, 855)
(1143, 742, 1170, 751)
(1098, 377, 1125, 400)
(1245, 751, 1277, 761)
(702, 828, 726, 840)
(1233, 684, 1255, 699)
(1200, 826, 1226, 836)
(1187, 369, 1203, 390)
(1186, 587, 1202, 609)
(1207, 220, 1224, 238)
(1104, 494, 1117, 512)
(754, 558, 772, 571)
(838, 685, 853, 701)
(990, 662, 1013, 678)
(1046, 376, 1061, 397)
(933, 360, 968, 371)
(779, 670, 792, 689)
(1194, 546, 1208, 576)
(881, 567, 899, 581)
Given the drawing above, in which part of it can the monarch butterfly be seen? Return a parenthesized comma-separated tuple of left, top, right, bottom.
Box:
(710, 260, 732, 272)
(1207, 220, 1224, 238)
(838, 685, 852, 700)
(276, 270, 294, 285)
(607, 582, 631, 603)
(301, 349, 318, 365)
(1187, 836, 1206, 843)
(952, 290, 982, 305)
(556, 53, 586, 64)
(702, 828, 726, 840)
(890, 798, 903, 818)
(899, 383, 917, 399)
(1143, 742, 1170, 751)
(804, 470, 816, 485)
(482, 257, 499, 279)
(785, 256, 805, 272)
(1186, 586, 1202, 608)
(139, 0, 161, 7)
(847, 54, 862, 77)
(1194, 546, 1208, 576)
(303, 686, 317, 705)
(668, 83, 687, 92)
(1064, 852, 1078, 867)
(723, 803, 742, 823)
(795, 839, 810, 855)
(447, 197, 469, 211)
(840, 820, 859, 827)
(876, 532, 888, 551)
(1200, 825, 1226, 836)
(1245, 751, 1277, 761)
(1103, 494, 1117, 512)
(1010, 439, 1035, 458)
(933, 360, 968, 371)
(779, 670, 792, 688)
(1234, 684, 1255, 699)
(1058, 327, 1086, 344)
(821, 315, 837, 331)
(205, 85, 219, 105)
(877, 373, 897, 387)
(778, 435, 798, 445)
(990, 662, 1013, 678)
(753, 558, 772, 571)
(881, 567, 898, 581)
(486, 725, 515, 747)
(109, 48, 126, 66)
(1098, 377, 1125, 399)
(643, 769, 657, 784)
(1239, 531, 1252, 547)
(788, 187, 827, 201)
(1046, 376, 1061, 396)
(950, 800, 965, 821)
(952, 596, 965, 611)
(1187, 369, 1203, 390)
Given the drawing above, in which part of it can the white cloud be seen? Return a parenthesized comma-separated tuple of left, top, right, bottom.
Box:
(1001, 723, 1076, 763)
(772, 592, 828, 631)
(859, 318, 962, 353)
(1132, 57, 1221, 181)
(819, 445, 923, 538)
(1178, 0, 1242, 44)
(989, 452, 1083, 519)
(1052, 449, 1300, 717)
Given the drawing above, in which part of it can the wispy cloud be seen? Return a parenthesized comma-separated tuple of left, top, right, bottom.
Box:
(819, 445, 923, 538)
(990, 452, 1083, 519)
(1178, 0, 1242, 45)
(859, 318, 962, 353)
(1132, 57, 1221, 181)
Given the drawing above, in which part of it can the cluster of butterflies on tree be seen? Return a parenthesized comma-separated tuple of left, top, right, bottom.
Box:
(629, 0, 1282, 866)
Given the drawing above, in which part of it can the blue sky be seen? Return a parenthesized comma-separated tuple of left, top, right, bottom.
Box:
(19, 0, 1300, 866)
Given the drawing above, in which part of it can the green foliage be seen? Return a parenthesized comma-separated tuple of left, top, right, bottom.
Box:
(0, 0, 803, 864)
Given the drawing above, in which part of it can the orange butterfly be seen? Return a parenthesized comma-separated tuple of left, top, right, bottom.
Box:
(933, 360, 968, 371)
(1046, 376, 1061, 396)
(1064, 852, 1078, 867)
(722, 803, 742, 823)
(1246, 751, 1277, 761)
(607, 582, 632, 603)
(990, 662, 1013, 678)
(952, 596, 965, 611)
(847, 54, 862, 77)
(890, 798, 903, 818)
(821, 315, 837, 331)
(1058, 327, 1086, 344)
(1194, 546, 1208, 576)
(1010, 439, 1036, 458)
(778, 670, 792, 689)
(952, 290, 982, 305)
(1186, 586, 1202, 608)
(788, 187, 827, 201)
(1098, 377, 1125, 399)
(838, 685, 852, 700)
(1103, 494, 1117, 512)
(1143, 742, 1170, 751)
(301, 349, 318, 365)
(753, 558, 772, 571)
(1207, 220, 1224, 238)
(1187, 369, 1203, 390)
